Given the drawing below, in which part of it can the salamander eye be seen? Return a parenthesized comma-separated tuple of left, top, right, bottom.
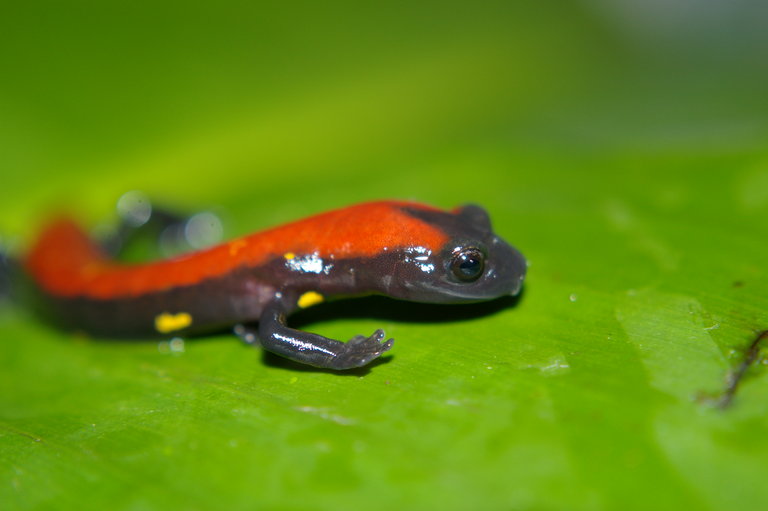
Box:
(450, 247, 485, 282)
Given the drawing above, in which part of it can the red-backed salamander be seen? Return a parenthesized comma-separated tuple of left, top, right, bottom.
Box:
(20, 200, 526, 370)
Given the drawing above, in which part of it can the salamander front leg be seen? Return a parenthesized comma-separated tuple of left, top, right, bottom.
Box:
(234, 301, 394, 370)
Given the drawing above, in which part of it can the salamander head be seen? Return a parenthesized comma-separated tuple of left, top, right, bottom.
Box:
(383, 204, 527, 304)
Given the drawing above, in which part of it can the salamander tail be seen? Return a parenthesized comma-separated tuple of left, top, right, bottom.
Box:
(0, 238, 17, 304)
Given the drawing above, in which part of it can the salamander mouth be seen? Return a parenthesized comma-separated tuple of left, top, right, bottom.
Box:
(404, 265, 525, 303)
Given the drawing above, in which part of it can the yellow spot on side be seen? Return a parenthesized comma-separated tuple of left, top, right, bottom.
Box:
(228, 239, 248, 257)
(155, 312, 193, 334)
(297, 291, 324, 309)
(283, 252, 296, 260)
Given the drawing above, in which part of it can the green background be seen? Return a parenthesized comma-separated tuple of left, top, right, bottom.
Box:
(2, 2, 768, 510)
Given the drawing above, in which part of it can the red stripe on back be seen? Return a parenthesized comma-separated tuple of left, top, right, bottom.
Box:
(23, 201, 449, 299)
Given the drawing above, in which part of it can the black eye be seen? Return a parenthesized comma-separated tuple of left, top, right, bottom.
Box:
(451, 247, 485, 282)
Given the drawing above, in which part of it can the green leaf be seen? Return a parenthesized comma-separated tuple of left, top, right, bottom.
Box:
(2, 2, 768, 510)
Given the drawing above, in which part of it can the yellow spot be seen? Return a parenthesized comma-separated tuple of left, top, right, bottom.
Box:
(283, 252, 296, 260)
(297, 291, 324, 309)
(155, 312, 193, 334)
(229, 239, 248, 257)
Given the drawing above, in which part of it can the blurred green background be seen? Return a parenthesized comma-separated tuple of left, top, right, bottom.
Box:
(2, 1, 768, 510)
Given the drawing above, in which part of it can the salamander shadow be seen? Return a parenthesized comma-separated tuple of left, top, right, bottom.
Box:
(260, 290, 525, 374)
(291, 292, 524, 327)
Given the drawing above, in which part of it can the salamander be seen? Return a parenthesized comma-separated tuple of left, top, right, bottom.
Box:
(21, 200, 527, 370)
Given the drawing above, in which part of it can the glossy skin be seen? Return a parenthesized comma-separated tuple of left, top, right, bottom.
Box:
(22, 200, 527, 370)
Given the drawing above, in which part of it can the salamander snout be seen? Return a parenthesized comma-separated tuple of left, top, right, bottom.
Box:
(479, 235, 527, 299)
(507, 248, 527, 297)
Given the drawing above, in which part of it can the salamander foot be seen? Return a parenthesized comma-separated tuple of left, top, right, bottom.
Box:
(330, 329, 394, 370)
